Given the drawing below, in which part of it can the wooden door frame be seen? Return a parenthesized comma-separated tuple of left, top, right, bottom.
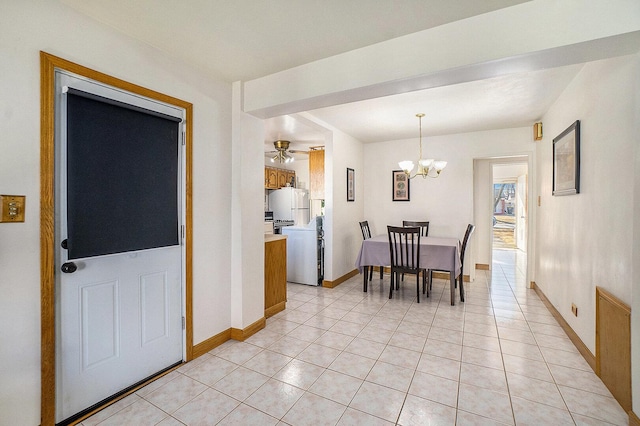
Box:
(40, 52, 194, 425)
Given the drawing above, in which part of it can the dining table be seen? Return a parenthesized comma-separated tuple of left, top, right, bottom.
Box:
(355, 234, 462, 305)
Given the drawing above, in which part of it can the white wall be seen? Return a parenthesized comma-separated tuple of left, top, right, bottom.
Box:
(473, 159, 493, 266)
(364, 128, 535, 278)
(535, 54, 638, 356)
(0, 2, 232, 423)
(632, 67, 640, 415)
(494, 163, 528, 182)
(231, 82, 266, 330)
(329, 128, 365, 280)
(288, 159, 310, 190)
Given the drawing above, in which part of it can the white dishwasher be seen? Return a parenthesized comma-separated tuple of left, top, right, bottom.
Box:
(282, 223, 319, 286)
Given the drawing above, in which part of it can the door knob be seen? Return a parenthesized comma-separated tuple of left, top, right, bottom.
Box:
(61, 262, 77, 273)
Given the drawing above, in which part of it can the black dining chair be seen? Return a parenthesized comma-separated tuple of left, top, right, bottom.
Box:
(427, 223, 475, 303)
(402, 220, 429, 236)
(401, 221, 429, 282)
(387, 226, 426, 302)
(359, 221, 384, 280)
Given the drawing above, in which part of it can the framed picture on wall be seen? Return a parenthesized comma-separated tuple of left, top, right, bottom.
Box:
(553, 120, 580, 196)
(392, 170, 410, 201)
(347, 168, 355, 201)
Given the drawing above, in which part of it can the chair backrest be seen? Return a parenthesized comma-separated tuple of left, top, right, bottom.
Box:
(359, 221, 372, 240)
(402, 220, 429, 237)
(387, 226, 421, 272)
(460, 224, 476, 262)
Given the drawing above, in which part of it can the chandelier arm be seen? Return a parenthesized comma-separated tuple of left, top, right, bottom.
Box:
(398, 112, 445, 179)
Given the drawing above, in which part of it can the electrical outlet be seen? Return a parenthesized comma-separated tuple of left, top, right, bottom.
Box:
(571, 303, 578, 317)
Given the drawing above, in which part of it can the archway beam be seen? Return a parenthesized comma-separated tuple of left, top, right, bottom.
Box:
(244, 1, 640, 118)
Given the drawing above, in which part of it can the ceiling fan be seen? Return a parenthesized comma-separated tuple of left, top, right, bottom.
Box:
(266, 140, 309, 164)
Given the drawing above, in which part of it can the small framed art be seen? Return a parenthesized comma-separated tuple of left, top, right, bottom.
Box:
(347, 168, 355, 201)
(392, 170, 410, 201)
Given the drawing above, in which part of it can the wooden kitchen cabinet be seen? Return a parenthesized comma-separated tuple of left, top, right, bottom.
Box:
(264, 166, 295, 189)
(286, 171, 296, 187)
(277, 169, 288, 188)
(309, 149, 325, 199)
(265, 167, 278, 189)
(264, 235, 287, 318)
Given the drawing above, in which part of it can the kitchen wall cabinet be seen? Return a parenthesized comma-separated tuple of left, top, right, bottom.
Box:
(264, 166, 295, 189)
(265, 167, 278, 189)
(286, 171, 295, 187)
(277, 169, 288, 188)
(264, 235, 287, 318)
(309, 149, 325, 199)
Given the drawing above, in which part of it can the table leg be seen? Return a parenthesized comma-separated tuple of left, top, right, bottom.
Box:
(363, 266, 369, 292)
(450, 271, 455, 306)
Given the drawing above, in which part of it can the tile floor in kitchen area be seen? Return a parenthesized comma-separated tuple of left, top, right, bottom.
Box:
(81, 249, 627, 425)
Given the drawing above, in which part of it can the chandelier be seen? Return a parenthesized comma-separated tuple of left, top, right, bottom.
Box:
(399, 113, 447, 179)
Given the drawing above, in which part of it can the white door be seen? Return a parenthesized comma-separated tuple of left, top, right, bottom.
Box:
(516, 173, 527, 251)
(55, 72, 184, 422)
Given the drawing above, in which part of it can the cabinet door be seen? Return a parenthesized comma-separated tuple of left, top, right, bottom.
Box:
(264, 238, 286, 317)
(277, 169, 288, 188)
(309, 149, 325, 199)
(286, 171, 296, 188)
(266, 168, 278, 189)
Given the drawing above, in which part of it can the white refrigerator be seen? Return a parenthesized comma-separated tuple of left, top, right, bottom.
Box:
(268, 187, 310, 225)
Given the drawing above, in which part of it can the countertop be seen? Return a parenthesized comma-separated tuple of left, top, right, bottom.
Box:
(265, 234, 287, 243)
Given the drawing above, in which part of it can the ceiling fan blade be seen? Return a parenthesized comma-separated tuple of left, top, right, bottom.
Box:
(289, 150, 309, 154)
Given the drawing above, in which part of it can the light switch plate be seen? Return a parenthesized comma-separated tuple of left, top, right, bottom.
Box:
(0, 195, 26, 222)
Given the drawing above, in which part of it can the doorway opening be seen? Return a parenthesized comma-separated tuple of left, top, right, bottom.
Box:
(492, 161, 528, 280)
(493, 181, 517, 249)
(492, 162, 527, 252)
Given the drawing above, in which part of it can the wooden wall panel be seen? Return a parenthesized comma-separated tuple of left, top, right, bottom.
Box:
(596, 286, 631, 412)
(309, 149, 325, 199)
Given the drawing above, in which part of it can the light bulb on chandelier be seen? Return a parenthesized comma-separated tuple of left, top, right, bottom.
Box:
(399, 113, 446, 179)
(271, 151, 293, 163)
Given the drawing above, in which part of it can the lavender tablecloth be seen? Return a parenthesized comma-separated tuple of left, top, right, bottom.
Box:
(355, 234, 461, 276)
(356, 234, 464, 305)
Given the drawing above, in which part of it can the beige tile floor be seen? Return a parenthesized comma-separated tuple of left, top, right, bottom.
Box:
(81, 250, 627, 425)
